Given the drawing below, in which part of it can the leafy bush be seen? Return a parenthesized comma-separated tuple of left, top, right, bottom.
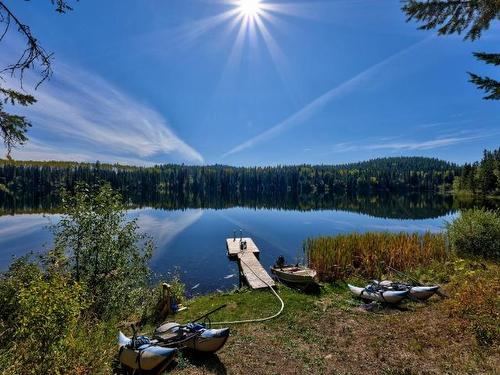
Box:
(447, 209, 500, 260)
(169, 276, 186, 305)
(0, 257, 93, 374)
(0, 183, 156, 374)
(54, 182, 153, 318)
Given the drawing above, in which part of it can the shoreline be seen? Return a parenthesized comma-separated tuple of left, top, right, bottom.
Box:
(148, 258, 499, 374)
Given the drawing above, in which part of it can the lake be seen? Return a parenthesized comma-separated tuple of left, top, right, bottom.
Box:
(0, 193, 465, 294)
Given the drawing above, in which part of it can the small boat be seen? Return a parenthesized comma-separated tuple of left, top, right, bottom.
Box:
(271, 265, 318, 286)
(270, 256, 318, 288)
(154, 322, 230, 353)
(348, 284, 408, 304)
(376, 280, 440, 301)
(118, 332, 177, 374)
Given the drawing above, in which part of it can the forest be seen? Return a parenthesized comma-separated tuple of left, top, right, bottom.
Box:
(0, 157, 461, 210)
(0, 156, 460, 206)
(453, 148, 500, 196)
(2, 152, 499, 213)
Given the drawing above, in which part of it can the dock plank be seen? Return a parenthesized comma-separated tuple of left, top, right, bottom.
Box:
(225, 237, 275, 289)
(237, 252, 275, 289)
(226, 237, 259, 256)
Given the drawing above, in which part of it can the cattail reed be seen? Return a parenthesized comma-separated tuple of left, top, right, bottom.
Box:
(304, 231, 448, 281)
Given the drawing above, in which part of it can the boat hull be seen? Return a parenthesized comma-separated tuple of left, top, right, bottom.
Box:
(118, 332, 177, 373)
(271, 266, 318, 286)
(409, 286, 440, 300)
(377, 281, 439, 301)
(154, 324, 230, 353)
(185, 328, 230, 353)
(348, 284, 408, 304)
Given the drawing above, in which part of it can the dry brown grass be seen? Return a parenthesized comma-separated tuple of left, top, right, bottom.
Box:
(305, 232, 449, 281)
(442, 261, 500, 347)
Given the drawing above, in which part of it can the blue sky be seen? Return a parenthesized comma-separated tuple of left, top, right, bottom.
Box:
(2, 0, 499, 166)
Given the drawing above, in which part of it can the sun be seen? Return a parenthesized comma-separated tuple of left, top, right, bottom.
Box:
(237, 0, 263, 18)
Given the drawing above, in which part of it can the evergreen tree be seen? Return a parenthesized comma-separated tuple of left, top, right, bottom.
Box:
(479, 150, 498, 195)
(403, 0, 500, 100)
(469, 52, 500, 100)
(453, 148, 500, 196)
(0, 89, 36, 159)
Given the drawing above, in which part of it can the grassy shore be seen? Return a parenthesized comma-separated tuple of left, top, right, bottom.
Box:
(140, 258, 500, 375)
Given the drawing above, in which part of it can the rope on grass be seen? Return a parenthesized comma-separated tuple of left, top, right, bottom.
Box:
(210, 254, 284, 325)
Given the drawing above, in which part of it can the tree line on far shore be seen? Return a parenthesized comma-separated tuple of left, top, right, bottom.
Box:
(1, 152, 499, 207)
(0, 156, 460, 202)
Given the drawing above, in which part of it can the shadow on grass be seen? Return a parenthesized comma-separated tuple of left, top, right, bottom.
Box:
(163, 350, 227, 374)
(186, 350, 227, 374)
(274, 280, 322, 295)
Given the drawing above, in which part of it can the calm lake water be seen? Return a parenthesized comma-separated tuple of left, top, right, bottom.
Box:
(0, 194, 460, 294)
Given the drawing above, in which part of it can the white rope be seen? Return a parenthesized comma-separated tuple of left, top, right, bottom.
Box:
(210, 253, 284, 325)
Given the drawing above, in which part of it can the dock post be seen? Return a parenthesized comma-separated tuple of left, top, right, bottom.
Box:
(159, 283, 172, 318)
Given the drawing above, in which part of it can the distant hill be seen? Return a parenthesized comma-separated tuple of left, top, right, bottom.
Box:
(0, 155, 459, 171)
(332, 156, 458, 172)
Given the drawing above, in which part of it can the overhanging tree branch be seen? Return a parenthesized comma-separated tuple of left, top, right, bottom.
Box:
(473, 52, 500, 65)
(403, 0, 500, 41)
(402, 0, 500, 100)
(0, 1, 54, 88)
(0, 1, 75, 158)
(468, 73, 500, 100)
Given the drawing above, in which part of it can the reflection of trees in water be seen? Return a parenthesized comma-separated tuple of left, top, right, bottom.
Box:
(1, 190, 494, 219)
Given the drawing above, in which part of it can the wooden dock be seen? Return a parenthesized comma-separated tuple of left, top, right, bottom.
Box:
(226, 237, 275, 290)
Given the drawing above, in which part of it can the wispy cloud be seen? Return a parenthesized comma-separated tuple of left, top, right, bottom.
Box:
(366, 135, 484, 151)
(328, 142, 360, 153)
(5, 138, 169, 166)
(1, 61, 203, 165)
(328, 132, 495, 154)
(220, 37, 431, 159)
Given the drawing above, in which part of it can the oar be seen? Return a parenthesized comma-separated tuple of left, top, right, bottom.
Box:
(192, 304, 227, 323)
(384, 263, 420, 285)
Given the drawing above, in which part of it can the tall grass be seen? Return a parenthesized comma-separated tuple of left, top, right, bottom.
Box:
(305, 232, 449, 281)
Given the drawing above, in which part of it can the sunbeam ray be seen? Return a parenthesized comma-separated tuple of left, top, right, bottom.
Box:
(155, 7, 242, 51)
(254, 13, 297, 101)
(261, 0, 371, 20)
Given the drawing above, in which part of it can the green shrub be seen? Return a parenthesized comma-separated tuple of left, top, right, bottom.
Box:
(0, 257, 92, 374)
(0, 183, 156, 374)
(54, 182, 153, 319)
(169, 276, 186, 305)
(447, 209, 500, 260)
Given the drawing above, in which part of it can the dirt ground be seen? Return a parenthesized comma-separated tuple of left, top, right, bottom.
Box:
(169, 287, 499, 375)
